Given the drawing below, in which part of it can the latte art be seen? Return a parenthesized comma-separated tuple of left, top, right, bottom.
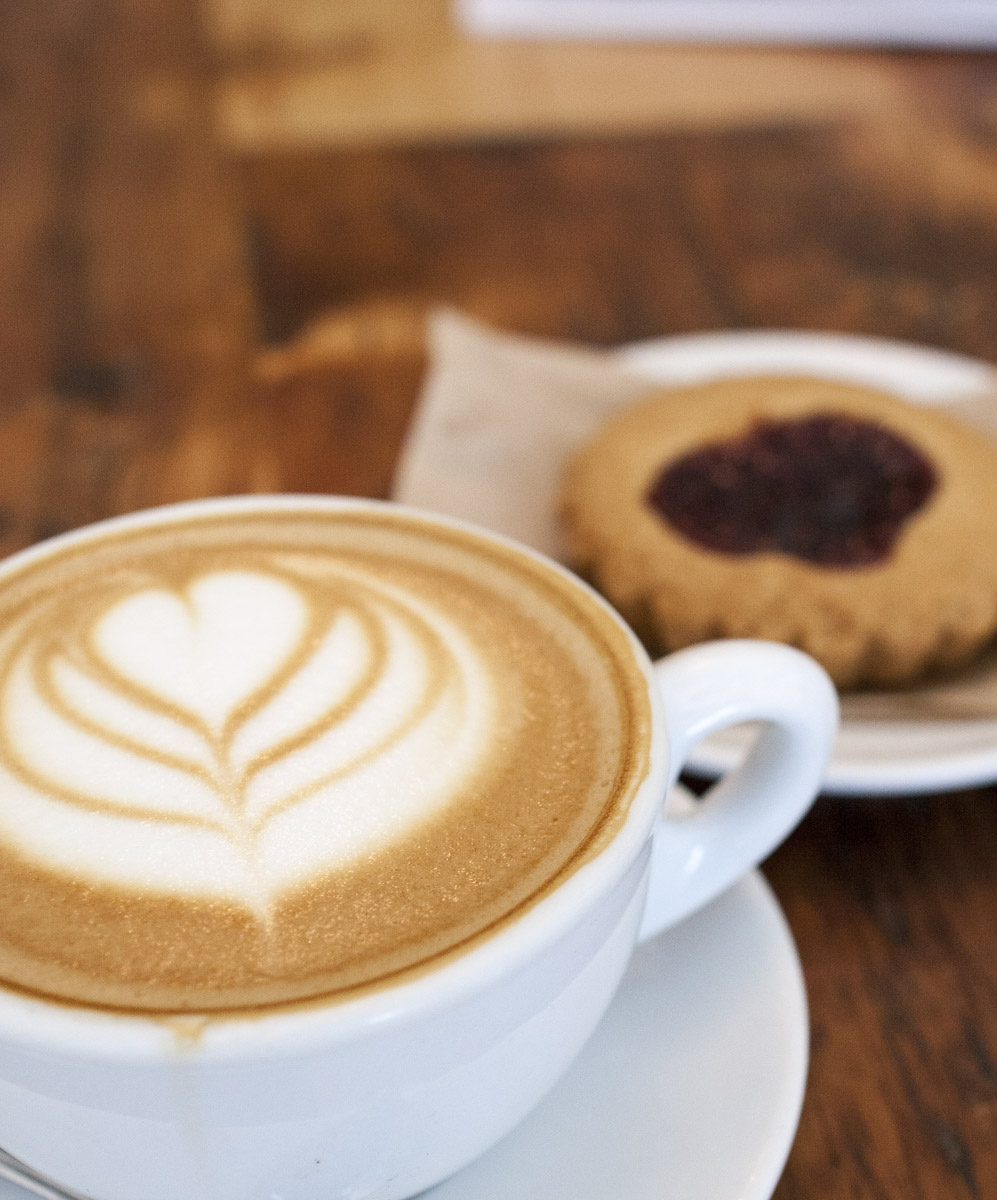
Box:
(0, 565, 493, 912)
(0, 507, 650, 1011)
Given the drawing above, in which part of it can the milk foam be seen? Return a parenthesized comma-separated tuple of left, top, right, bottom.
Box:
(0, 564, 495, 912)
(0, 509, 650, 1011)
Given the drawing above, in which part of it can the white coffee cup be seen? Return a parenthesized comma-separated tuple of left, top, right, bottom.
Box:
(0, 496, 838, 1200)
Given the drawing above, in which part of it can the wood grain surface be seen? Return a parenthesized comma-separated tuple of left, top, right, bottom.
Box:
(208, 0, 911, 147)
(2, 2, 997, 1197)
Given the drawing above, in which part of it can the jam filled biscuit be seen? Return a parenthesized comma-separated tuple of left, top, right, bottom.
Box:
(560, 376, 997, 688)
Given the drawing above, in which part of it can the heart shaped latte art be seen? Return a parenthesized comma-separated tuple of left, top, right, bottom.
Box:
(0, 565, 495, 914)
(94, 572, 309, 731)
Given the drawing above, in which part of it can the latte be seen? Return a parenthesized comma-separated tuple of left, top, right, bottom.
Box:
(0, 505, 650, 1011)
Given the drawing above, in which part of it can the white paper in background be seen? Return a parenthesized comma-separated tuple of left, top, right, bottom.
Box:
(393, 310, 997, 794)
(458, 0, 997, 48)
(394, 311, 650, 561)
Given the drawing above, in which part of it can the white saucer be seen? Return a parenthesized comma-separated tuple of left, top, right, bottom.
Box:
(0, 786, 809, 1200)
(427, 830, 808, 1199)
(620, 330, 997, 794)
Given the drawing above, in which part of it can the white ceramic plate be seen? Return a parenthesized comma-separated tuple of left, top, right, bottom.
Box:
(619, 330, 997, 795)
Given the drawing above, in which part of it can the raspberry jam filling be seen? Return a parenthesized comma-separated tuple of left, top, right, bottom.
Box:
(646, 413, 937, 567)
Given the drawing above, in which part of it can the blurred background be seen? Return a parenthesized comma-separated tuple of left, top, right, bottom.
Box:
(5, 0, 997, 543)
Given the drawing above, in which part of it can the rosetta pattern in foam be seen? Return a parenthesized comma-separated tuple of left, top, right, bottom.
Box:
(0, 566, 494, 913)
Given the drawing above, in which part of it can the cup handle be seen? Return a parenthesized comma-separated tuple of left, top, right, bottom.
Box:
(637, 639, 838, 943)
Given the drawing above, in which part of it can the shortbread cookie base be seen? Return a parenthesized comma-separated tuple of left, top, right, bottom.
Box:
(560, 376, 997, 688)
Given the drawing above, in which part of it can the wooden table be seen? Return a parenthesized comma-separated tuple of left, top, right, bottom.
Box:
(3, 2, 997, 1197)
